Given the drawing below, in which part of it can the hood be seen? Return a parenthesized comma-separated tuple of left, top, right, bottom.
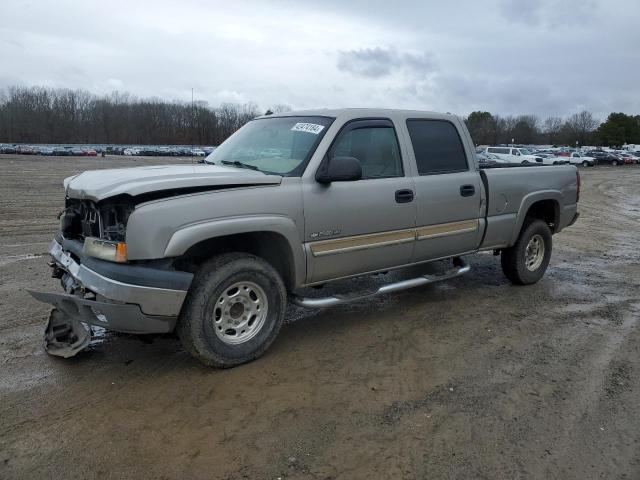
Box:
(63, 164, 282, 202)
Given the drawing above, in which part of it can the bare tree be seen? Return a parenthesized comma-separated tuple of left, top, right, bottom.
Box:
(564, 111, 599, 145)
(542, 116, 563, 145)
(270, 104, 293, 114)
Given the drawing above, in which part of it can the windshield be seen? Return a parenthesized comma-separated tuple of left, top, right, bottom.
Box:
(207, 116, 334, 176)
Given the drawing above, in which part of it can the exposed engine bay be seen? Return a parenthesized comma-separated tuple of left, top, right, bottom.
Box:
(61, 196, 135, 242)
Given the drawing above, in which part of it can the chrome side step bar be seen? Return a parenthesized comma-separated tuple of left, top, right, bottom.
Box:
(291, 258, 471, 308)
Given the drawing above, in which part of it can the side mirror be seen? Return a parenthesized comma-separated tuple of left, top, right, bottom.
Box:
(316, 156, 362, 184)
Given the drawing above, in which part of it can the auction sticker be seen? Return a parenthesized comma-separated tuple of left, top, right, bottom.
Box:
(291, 123, 325, 134)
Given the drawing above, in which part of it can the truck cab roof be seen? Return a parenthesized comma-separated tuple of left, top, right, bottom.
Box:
(258, 108, 460, 122)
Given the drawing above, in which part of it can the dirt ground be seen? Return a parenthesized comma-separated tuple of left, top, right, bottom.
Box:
(0, 155, 639, 480)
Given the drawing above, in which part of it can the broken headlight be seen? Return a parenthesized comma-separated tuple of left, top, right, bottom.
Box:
(83, 237, 128, 263)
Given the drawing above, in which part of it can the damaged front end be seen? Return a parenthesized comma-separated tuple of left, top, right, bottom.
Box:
(30, 197, 193, 358)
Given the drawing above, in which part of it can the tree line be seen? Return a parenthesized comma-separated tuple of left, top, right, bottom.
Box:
(0, 85, 638, 147)
(465, 110, 640, 147)
(0, 86, 291, 146)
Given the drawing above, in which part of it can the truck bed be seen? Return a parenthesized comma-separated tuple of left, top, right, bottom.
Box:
(478, 165, 579, 250)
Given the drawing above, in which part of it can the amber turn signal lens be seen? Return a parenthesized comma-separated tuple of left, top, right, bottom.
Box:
(115, 243, 128, 263)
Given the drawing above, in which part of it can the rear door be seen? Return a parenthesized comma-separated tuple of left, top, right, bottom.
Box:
(303, 118, 416, 283)
(405, 118, 483, 263)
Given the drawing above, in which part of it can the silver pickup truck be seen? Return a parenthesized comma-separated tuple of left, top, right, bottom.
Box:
(31, 108, 580, 367)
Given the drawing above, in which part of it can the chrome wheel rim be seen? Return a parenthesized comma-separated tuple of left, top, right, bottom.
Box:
(212, 281, 268, 345)
(525, 234, 545, 271)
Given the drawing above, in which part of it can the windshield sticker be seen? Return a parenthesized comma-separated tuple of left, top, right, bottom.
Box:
(291, 123, 325, 134)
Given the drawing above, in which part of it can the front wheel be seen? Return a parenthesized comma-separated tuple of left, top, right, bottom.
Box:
(178, 253, 286, 367)
(582, 160, 589, 167)
(612, 159, 618, 166)
(501, 219, 552, 285)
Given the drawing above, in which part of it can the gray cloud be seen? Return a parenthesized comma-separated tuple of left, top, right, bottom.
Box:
(0, 0, 637, 119)
(500, 0, 599, 27)
(337, 47, 437, 78)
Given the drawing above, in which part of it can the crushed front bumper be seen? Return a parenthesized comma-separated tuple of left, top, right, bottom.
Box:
(29, 238, 193, 340)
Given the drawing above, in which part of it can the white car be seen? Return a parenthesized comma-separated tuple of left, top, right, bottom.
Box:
(483, 147, 543, 164)
(123, 147, 140, 156)
(567, 152, 596, 167)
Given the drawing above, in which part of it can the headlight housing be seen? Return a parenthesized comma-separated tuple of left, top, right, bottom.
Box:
(83, 237, 128, 263)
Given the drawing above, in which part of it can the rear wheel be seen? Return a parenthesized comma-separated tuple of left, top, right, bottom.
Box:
(178, 253, 286, 367)
(612, 159, 618, 166)
(582, 160, 589, 167)
(501, 219, 552, 285)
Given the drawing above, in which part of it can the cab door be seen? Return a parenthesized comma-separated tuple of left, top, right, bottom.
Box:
(303, 119, 416, 284)
(404, 118, 483, 263)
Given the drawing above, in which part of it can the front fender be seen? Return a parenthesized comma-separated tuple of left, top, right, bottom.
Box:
(163, 215, 306, 287)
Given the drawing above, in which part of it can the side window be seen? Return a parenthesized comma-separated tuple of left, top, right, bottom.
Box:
(513, 149, 520, 156)
(406, 120, 469, 175)
(331, 125, 403, 179)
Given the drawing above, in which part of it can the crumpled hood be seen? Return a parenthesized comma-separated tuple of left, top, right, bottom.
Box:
(63, 164, 282, 202)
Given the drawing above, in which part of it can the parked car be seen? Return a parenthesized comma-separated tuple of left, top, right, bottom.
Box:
(37, 147, 55, 156)
(70, 148, 85, 156)
(477, 152, 500, 165)
(84, 149, 97, 157)
(482, 146, 544, 164)
(567, 152, 596, 167)
(17, 145, 36, 155)
(107, 146, 125, 155)
(532, 153, 569, 165)
(53, 147, 72, 156)
(615, 152, 637, 164)
(30, 108, 580, 367)
(0, 145, 17, 154)
(587, 151, 623, 165)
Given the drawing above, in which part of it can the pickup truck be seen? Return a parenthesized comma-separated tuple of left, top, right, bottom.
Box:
(30, 108, 580, 367)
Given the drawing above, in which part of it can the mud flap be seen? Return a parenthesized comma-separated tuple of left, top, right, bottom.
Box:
(44, 308, 91, 358)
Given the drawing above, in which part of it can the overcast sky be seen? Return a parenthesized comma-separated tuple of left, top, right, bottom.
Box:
(1, 0, 638, 119)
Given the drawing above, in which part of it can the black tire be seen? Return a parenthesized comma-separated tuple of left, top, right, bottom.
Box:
(582, 160, 589, 167)
(612, 159, 618, 166)
(501, 219, 552, 285)
(178, 253, 286, 368)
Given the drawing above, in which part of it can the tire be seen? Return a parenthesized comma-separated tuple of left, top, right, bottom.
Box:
(178, 253, 286, 368)
(582, 160, 589, 167)
(612, 160, 618, 166)
(501, 219, 552, 285)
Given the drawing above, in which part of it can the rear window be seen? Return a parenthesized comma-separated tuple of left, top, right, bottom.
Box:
(407, 120, 468, 174)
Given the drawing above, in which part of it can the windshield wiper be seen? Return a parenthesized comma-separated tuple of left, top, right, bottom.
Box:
(221, 160, 259, 171)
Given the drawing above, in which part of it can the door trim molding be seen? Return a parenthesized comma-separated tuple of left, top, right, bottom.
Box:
(308, 219, 478, 257)
(310, 228, 415, 257)
(416, 219, 478, 240)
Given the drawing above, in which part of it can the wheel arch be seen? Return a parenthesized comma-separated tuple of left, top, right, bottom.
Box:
(509, 192, 561, 245)
(165, 216, 304, 290)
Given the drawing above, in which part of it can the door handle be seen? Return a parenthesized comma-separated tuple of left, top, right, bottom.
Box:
(395, 189, 414, 203)
(460, 185, 475, 197)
